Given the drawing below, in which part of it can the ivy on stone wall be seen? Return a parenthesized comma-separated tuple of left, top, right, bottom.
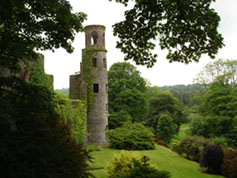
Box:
(56, 93, 87, 144)
(81, 48, 97, 111)
(31, 54, 53, 91)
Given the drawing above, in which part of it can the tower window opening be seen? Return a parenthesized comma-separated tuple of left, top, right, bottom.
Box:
(106, 83, 108, 93)
(93, 83, 99, 93)
(91, 31, 98, 44)
(103, 33, 105, 46)
(103, 58, 107, 68)
(92, 58, 97, 67)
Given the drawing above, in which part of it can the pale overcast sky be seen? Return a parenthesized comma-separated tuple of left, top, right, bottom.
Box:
(42, 0, 237, 89)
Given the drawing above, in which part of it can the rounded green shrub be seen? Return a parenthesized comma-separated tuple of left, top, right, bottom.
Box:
(107, 122, 155, 150)
(170, 140, 181, 154)
(180, 135, 211, 161)
(107, 150, 141, 178)
(156, 113, 175, 143)
(115, 156, 171, 178)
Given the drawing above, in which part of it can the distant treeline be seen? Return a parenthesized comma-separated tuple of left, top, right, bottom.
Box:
(56, 84, 205, 107)
(160, 84, 206, 106)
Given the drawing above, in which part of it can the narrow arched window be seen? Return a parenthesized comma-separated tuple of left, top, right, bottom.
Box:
(103, 33, 105, 45)
(91, 31, 98, 44)
(103, 58, 106, 68)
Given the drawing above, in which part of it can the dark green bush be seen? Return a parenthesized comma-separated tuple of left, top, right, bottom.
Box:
(200, 145, 223, 174)
(0, 77, 92, 178)
(156, 113, 175, 143)
(222, 149, 237, 178)
(115, 156, 171, 178)
(107, 122, 155, 150)
(170, 140, 181, 154)
(180, 135, 211, 162)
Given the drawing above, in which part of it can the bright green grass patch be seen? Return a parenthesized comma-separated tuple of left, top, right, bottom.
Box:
(88, 145, 224, 178)
(173, 123, 190, 141)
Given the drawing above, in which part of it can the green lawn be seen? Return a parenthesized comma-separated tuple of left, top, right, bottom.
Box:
(173, 123, 190, 141)
(88, 145, 224, 178)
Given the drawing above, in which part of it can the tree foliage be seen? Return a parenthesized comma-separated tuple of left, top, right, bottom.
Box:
(0, 0, 86, 72)
(156, 113, 175, 143)
(0, 77, 92, 178)
(108, 62, 147, 128)
(147, 90, 185, 133)
(194, 59, 237, 87)
(56, 93, 87, 144)
(199, 81, 237, 147)
(109, 0, 223, 67)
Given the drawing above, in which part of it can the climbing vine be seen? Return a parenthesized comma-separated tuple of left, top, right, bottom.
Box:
(56, 93, 87, 144)
(30, 54, 53, 91)
(81, 48, 97, 111)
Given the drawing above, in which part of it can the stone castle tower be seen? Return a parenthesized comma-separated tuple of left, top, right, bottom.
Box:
(70, 25, 108, 144)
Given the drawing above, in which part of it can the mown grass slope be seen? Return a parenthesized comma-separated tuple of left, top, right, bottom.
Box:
(88, 145, 224, 178)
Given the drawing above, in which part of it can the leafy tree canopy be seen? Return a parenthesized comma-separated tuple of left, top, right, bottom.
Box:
(110, 0, 224, 67)
(199, 81, 237, 147)
(147, 90, 186, 133)
(108, 62, 147, 128)
(0, 0, 86, 73)
(194, 59, 237, 87)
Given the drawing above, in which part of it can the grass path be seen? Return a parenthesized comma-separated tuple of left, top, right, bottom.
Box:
(88, 145, 224, 178)
(173, 123, 190, 141)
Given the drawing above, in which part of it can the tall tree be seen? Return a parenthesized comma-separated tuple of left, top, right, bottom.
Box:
(108, 62, 147, 129)
(194, 59, 237, 87)
(199, 80, 237, 147)
(110, 0, 223, 67)
(0, 0, 86, 73)
(147, 90, 186, 133)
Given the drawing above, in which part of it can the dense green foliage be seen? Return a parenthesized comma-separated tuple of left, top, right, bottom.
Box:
(147, 89, 186, 134)
(222, 149, 237, 178)
(107, 122, 155, 150)
(110, 0, 223, 67)
(56, 93, 87, 144)
(194, 59, 237, 87)
(160, 84, 206, 107)
(179, 136, 211, 162)
(108, 62, 147, 129)
(200, 145, 223, 174)
(187, 115, 206, 136)
(107, 150, 141, 178)
(115, 156, 171, 178)
(199, 81, 237, 147)
(0, 0, 86, 73)
(31, 54, 53, 90)
(0, 77, 92, 178)
(156, 113, 175, 143)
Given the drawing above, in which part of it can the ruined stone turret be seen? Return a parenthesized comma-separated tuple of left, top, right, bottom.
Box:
(70, 25, 108, 144)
